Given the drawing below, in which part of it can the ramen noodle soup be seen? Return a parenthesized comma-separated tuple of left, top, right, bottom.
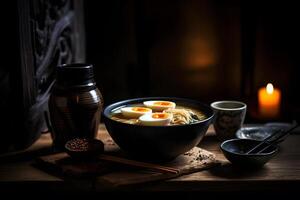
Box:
(110, 100, 207, 126)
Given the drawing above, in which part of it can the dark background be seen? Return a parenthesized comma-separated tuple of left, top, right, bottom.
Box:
(0, 0, 299, 127)
(83, 0, 300, 122)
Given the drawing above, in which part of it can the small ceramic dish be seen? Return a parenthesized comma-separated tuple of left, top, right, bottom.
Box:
(65, 138, 104, 159)
(236, 123, 293, 141)
(220, 138, 279, 168)
(264, 122, 292, 130)
(236, 126, 278, 141)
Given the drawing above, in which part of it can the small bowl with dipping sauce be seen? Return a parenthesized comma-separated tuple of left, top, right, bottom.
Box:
(65, 138, 104, 159)
(220, 138, 279, 168)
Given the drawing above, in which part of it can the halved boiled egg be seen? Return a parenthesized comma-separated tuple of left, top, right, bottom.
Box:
(121, 107, 152, 118)
(143, 100, 176, 111)
(139, 112, 173, 126)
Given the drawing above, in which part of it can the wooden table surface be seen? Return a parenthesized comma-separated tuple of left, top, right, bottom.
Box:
(1, 124, 300, 195)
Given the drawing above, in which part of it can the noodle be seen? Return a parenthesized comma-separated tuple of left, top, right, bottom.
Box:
(111, 113, 139, 124)
(163, 108, 203, 125)
(110, 104, 207, 126)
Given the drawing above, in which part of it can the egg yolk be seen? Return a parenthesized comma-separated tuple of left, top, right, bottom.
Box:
(152, 113, 169, 119)
(131, 107, 150, 112)
(153, 102, 172, 106)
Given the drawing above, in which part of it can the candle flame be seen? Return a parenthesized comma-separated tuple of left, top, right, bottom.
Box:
(266, 83, 274, 94)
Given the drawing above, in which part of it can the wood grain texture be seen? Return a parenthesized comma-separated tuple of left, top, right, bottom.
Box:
(0, 0, 86, 153)
(36, 146, 218, 187)
(0, 124, 300, 193)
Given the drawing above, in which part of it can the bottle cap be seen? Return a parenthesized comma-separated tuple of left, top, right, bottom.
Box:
(56, 63, 95, 87)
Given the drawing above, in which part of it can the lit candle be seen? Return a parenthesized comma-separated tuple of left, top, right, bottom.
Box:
(258, 83, 281, 118)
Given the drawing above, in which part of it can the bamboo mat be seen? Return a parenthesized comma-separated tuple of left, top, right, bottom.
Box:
(36, 147, 220, 187)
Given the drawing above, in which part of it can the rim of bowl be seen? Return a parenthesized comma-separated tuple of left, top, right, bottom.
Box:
(210, 100, 247, 111)
(103, 97, 214, 128)
(220, 138, 278, 156)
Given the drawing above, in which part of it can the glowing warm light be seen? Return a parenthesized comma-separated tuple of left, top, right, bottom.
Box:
(258, 83, 281, 118)
(182, 37, 217, 69)
(266, 83, 274, 94)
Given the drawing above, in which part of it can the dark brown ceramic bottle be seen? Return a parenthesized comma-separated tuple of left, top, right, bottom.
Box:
(48, 63, 103, 149)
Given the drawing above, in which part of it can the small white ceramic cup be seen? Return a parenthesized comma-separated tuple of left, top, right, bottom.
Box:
(211, 101, 247, 141)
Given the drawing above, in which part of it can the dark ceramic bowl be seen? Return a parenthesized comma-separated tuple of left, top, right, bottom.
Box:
(220, 139, 279, 168)
(103, 97, 214, 161)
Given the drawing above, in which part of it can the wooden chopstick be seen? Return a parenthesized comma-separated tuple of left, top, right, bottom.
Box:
(246, 122, 298, 154)
(97, 154, 180, 174)
(256, 124, 298, 154)
(246, 128, 283, 154)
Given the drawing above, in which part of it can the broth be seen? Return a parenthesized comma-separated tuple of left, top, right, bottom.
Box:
(110, 103, 207, 126)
